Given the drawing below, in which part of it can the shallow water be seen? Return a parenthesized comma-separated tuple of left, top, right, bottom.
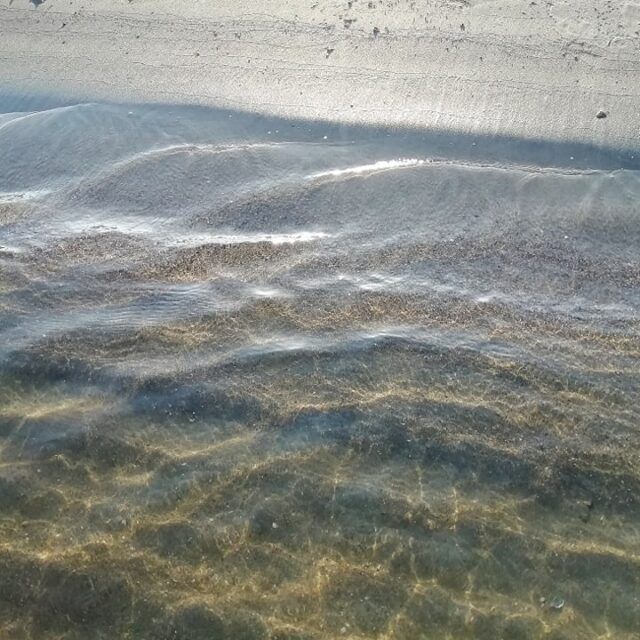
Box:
(0, 97, 639, 640)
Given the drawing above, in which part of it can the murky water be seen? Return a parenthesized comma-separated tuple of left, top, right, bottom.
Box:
(1, 96, 639, 640)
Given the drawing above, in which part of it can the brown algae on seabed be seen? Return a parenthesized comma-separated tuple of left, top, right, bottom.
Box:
(0, 102, 640, 639)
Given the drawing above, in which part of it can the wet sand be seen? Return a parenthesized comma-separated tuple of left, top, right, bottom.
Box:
(0, 99, 639, 639)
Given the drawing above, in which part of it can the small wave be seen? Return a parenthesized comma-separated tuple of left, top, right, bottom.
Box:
(310, 158, 428, 178)
(54, 211, 332, 245)
(0, 103, 94, 134)
(105, 141, 292, 167)
(166, 231, 332, 246)
(0, 189, 52, 203)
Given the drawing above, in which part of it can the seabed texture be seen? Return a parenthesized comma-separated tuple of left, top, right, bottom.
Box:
(0, 100, 639, 639)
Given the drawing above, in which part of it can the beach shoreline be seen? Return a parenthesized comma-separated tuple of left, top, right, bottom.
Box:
(1, 0, 638, 152)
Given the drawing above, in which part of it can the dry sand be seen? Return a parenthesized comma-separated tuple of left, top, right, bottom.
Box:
(1, 0, 639, 151)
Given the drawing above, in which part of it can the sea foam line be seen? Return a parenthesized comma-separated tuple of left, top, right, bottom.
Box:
(0, 189, 52, 203)
(168, 231, 332, 246)
(310, 158, 427, 178)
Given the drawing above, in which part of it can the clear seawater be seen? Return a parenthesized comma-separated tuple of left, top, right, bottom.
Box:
(0, 95, 639, 640)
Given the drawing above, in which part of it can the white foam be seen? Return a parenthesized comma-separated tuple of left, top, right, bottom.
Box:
(310, 158, 427, 179)
(0, 189, 52, 203)
(250, 287, 289, 298)
(60, 215, 332, 246)
(169, 231, 331, 246)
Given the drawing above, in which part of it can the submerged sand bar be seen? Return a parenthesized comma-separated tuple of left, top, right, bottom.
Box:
(0, 0, 639, 151)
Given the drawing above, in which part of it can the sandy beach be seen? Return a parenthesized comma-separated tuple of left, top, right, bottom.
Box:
(1, 0, 639, 150)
